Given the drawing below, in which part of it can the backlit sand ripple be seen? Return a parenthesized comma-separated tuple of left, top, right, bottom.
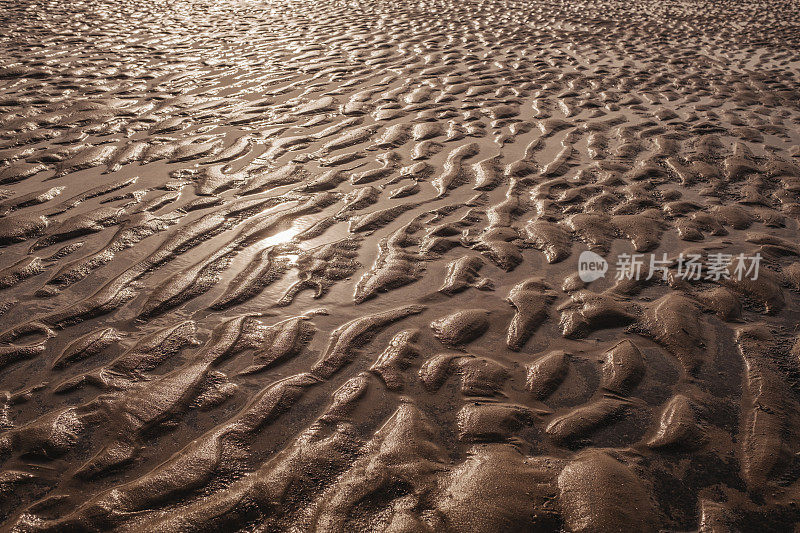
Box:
(0, 0, 799, 530)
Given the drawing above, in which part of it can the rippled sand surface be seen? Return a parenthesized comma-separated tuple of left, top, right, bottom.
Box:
(1, 0, 799, 530)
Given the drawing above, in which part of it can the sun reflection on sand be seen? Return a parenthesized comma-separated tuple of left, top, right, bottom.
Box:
(257, 226, 300, 249)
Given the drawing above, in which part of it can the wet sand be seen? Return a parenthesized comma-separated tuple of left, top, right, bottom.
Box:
(1, 0, 800, 530)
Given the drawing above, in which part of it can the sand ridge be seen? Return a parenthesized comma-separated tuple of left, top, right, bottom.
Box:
(0, 0, 799, 530)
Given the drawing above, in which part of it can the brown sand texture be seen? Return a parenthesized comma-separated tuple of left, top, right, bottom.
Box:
(0, 0, 799, 530)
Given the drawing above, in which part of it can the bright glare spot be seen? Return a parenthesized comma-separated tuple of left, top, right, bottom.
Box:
(258, 227, 301, 249)
(281, 253, 301, 264)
